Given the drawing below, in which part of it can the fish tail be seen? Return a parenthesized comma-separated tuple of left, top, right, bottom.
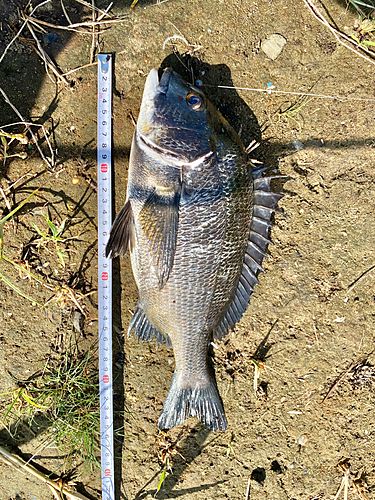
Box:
(158, 374, 227, 431)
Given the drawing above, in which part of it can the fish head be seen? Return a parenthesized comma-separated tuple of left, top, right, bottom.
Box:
(136, 68, 223, 166)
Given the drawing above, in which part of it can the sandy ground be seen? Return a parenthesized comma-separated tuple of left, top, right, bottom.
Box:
(0, 0, 374, 499)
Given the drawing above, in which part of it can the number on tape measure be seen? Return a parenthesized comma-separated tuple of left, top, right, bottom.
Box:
(97, 53, 115, 500)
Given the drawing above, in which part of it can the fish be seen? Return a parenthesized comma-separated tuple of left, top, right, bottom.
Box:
(106, 67, 281, 431)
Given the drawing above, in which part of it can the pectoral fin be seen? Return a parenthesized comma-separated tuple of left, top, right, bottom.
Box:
(105, 200, 134, 258)
(139, 189, 180, 287)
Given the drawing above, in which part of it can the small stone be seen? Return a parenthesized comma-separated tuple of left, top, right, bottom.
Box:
(334, 316, 345, 323)
(261, 33, 287, 60)
(42, 32, 60, 46)
(72, 309, 84, 333)
(292, 140, 304, 151)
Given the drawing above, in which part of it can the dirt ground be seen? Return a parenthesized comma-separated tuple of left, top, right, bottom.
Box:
(0, 0, 374, 499)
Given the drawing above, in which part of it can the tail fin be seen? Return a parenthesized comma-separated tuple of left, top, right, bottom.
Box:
(158, 375, 227, 431)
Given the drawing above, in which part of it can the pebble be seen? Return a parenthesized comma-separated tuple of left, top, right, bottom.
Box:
(72, 309, 84, 333)
(292, 140, 304, 151)
(42, 32, 60, 46)
(261, 33, 287, 60)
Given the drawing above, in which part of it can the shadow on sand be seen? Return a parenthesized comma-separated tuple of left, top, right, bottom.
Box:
(134, 424, 227, 499)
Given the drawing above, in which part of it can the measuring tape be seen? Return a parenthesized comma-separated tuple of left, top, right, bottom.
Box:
(97, 53, 115, 500)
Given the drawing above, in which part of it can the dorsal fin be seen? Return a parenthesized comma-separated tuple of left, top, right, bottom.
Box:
(129, 304, 171, 346)
(214, 176, 281, 339)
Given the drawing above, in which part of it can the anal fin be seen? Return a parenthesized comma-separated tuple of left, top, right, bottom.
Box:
(129, 305, 171, 346)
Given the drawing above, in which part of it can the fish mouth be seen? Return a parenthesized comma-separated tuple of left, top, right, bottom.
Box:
(136, 68, 170, 137)
(141, 67, 161, 103)
(136, 68, 213, 165)
(142, 67, 174, 99)
(136, 68, 181, 161)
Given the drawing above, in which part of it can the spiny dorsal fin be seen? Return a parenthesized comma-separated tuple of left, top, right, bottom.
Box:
(139, 189, 180, 288)
(214, 176, 282, 339)
(129, 304, 171, 346)
(106, 200, 134, 258)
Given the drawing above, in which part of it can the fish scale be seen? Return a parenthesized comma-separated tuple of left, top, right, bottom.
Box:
(205, 145, 252, 329)
(149, 183, 224, 337)
(106, 67, 280, 431)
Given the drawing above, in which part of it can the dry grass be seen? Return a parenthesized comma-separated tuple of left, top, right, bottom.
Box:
(303, 0, 375, 66)
(1, 346, 101, 466)
(0, 445, 90, 500)
(334, 459, 370, 500)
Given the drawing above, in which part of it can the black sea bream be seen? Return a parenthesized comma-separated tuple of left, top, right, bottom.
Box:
(106, 68, 280, 431)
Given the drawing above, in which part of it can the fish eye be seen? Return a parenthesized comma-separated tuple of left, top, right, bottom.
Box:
(186, 92, 204, 111)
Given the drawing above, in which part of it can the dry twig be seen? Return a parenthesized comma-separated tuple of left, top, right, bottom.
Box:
(334, 459, 370, 500)
(0, 445, 90, 500)
(75, 0, 113, 18)
(321, 353, 374, 403)
(334, 462, 350, 500)
(346, 264, 375, 295)
(62, 60, 97, 77)
(90, 0, 98, 64)
(303, 0, 375, 66)
(0, 91, 55, 168)
(0, 0, 51, 66)
(25, 20, 70, 85)
(60, 0, 73, 25)
(24, 15, 98, 35)
(24, 14, 126, 31)
(245, 477, 251, 500)
(321, 361, 355, 403)
(0, 185, 12, 214)
(61, 46, 130, 77)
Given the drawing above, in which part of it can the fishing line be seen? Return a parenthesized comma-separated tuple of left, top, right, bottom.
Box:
(202, 84, 375, 103)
